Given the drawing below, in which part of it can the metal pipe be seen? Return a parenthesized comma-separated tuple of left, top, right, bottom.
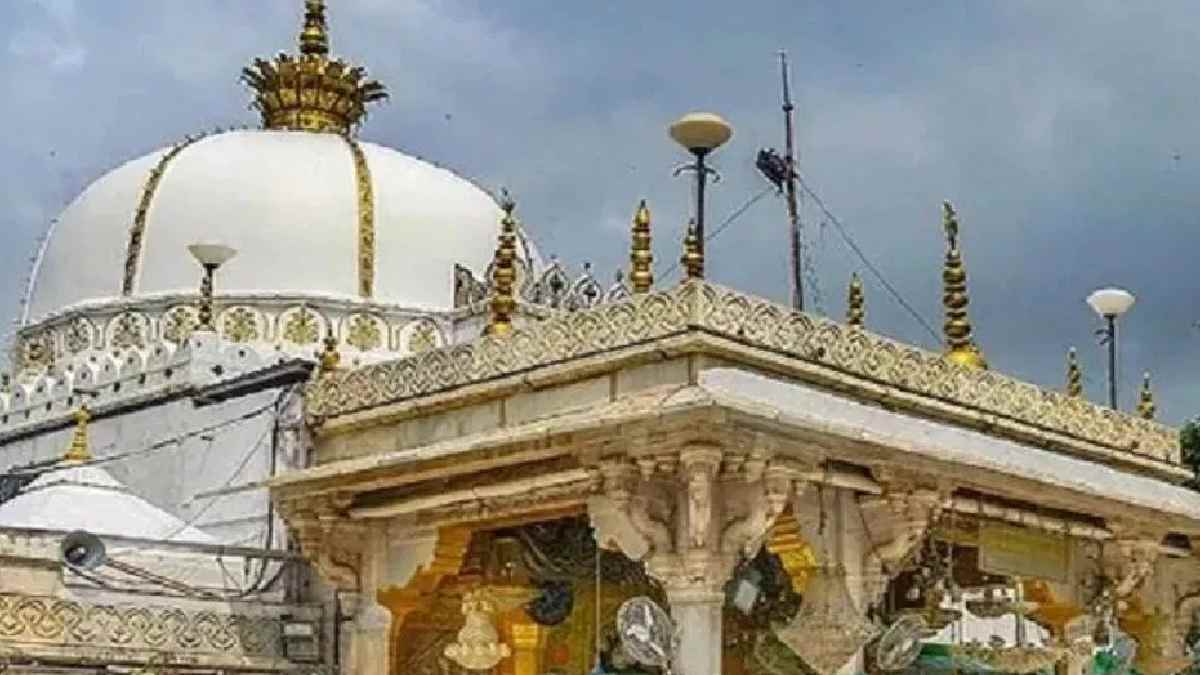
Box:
(1107, 314, 1118, 409)
(695, 150, 710, 250)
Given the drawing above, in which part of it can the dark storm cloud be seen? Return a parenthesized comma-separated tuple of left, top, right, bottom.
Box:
(2, 0, 1197, 421)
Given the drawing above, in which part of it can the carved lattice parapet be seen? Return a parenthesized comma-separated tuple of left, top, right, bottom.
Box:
(306, 281, 1180, 467)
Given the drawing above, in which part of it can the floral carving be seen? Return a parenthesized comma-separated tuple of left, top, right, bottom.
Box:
(109, 313, 147, 351)
(407, 321, 440, 354)
(162, 306, 198, 344)
(64, 318, 94, 353)
(222, 307, 260, 343)
(283, 306, 320, 345)
(346, 314, 382, 352)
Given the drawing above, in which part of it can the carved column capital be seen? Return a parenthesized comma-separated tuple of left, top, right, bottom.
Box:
(278, 493, 366, 591)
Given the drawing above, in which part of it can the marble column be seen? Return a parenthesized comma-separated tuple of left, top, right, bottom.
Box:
(665, 584, 726, 675)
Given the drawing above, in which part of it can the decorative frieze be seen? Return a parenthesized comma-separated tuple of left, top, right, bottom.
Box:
(307, 281, 1180, 466)
(0, 592, 285, 659)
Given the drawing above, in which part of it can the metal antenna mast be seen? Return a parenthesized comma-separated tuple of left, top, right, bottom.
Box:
(779, 51, 804, 312)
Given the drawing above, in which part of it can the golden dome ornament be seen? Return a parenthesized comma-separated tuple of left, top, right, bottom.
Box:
(241, 0, 388, 135)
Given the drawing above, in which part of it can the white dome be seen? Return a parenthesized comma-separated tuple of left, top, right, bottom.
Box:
(26, 129, 503, 321)
(0, 465, 213, 543)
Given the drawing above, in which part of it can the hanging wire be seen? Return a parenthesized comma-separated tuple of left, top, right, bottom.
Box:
(657, 186, 776, 282)
(794, 173, 941, 343)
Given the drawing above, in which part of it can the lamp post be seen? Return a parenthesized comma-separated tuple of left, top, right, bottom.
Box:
(1086, 287, 1135, 409)
(670, 112, 733, 256)
(187, 243, 237, 332)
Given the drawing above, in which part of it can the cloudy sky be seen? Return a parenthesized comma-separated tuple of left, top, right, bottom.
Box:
(2, 0, 1197, 422)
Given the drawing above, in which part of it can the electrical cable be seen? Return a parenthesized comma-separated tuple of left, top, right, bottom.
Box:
(794, 173, 942, 343)
(1, 400, 275, 479)
(657, 185, 775, 283)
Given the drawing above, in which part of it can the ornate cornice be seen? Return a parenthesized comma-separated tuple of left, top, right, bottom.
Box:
(305, 280, 1179, 466)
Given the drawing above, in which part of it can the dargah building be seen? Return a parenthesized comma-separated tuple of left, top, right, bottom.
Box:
(2, 3, 1200, 675)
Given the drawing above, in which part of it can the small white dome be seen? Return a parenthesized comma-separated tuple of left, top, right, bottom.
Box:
(0, 465, 213, 543)
(26, 129, 503, 321)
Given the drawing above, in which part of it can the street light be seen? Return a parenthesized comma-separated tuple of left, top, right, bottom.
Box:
(1086, 287, 1135, 409)
(188, 243, 237, 332)
(670, 112, 733, 258)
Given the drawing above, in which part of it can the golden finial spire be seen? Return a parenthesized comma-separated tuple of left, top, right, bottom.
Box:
(941, 201, 987, 369)
(299, 0, 329, 56)
(318, 327, 341, 375)
(487, 194, 519, 336)
(62, 404, 92, 463)
(1137, 372, 1156, 420)
(630, 200, 654, 294)
(847, 272, 864, 328)
(241, 0, 388, 135)
(681, 219, 704, 281)
(1066, 348, 1083, 398)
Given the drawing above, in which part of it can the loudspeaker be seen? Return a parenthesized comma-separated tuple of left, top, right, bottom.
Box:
(61, 530, 107, 570)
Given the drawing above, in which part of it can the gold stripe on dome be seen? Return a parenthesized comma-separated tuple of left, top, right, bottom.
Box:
(121, 133, 206, 296)
(344, 137, 376, 298)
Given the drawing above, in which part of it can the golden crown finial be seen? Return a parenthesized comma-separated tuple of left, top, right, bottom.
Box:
(1137, 372, 1156, 420)
(681, 219, 704, 281)
(318, 327, 341, 375)
(241, 0, 388, 135)
(630, 200, 654, 294)
(487, 193, 519, 336)
(941, 201, 987, 369)
(299, 0, 329, 56)
(1066, 348, 1083, 398)
(847, 272, 865, 328)
(62, 404, 92, 463)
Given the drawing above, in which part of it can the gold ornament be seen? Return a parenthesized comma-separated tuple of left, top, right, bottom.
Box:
(941, 201, 987, 369)
(318, 328, 341, 375)
(241, 0, 387, 135)
(1137, 372, 1156, 420)
(629, 200, 654, 293)
(1066, 348, 1083, 398)
(62, 404, 92, 463)
(681, 219, 704, 280)
(487, 195, 519, 336)
(846, 272, 864, 328)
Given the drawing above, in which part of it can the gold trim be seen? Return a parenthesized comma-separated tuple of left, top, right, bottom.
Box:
(121, 134, 206, 295)
(344, 137, 376, 298)
(62, 404, 91, 463)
